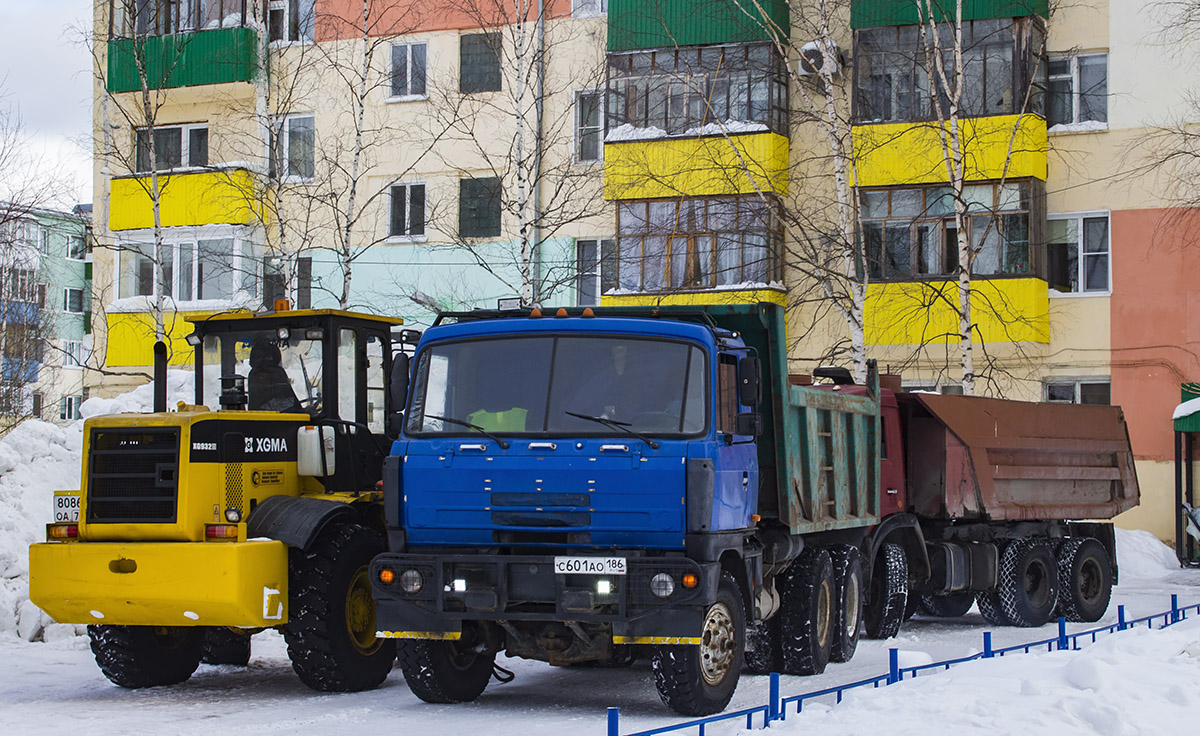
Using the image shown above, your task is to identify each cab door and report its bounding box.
[712,352,758,530]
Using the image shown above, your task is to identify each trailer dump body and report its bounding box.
[903,393,1140,521]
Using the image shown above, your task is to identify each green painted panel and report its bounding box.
[607,0,788,51]
[851,0,1047,28]
[107,27,259,93]
[1176,383,1200,433]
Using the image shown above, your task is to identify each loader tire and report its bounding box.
[201,627,252,666]
[652,572,744,716]
[1056,538,1112,623]
[88,625,204,688]
[283,522,395,692]
[918,591,975,618]
[829,545,863,663]
[397,624,496,704]
[779,548,834,675]
[996,539,1059,628]
[863,542,908,640]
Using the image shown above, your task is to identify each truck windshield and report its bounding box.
[201,330,324,413]
[406,336,707,437]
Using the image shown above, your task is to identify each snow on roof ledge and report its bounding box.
[1172,396,1200,420]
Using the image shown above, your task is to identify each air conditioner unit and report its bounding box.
[798,41,842,78]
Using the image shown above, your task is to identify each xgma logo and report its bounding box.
[245,437,289,453]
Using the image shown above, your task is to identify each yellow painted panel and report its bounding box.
[852,114,1047,187]
[865,277,1049,345]
[106,310,218,367]
[601,288,786,307]
[109,169,264,231]
[604,132,789,200]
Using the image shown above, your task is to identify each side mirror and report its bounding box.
[389,353,410,413]
[735,412,763,437]
[737,356,761,407]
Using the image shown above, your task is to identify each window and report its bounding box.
[576,238,615,306]
[717,354,738,435]
[116,236,261,302]
[1047,53,1107,128]
[67,235,87,261]
[389,183,426,238]
[576,91,603,162]
[572,0,607,16]
[135,124,208,172]
[60,395,82,421]
[270,115,315,180]
[31,391,42,418]
[38,227,50,255]
[1045,379,1110,405]
[607,43,788,135]
[861,180,1042,279]
[5,219,40,250]
[2,268,40,304]
[391,42,428,99]
[110,0,252,38]
[64,288,84,314]
[1047,214,1109,293]
[460,33,501,94]
[63,340,84,368]
[459,177,502,238]
[616,196,782,292]
[268,0,315,43]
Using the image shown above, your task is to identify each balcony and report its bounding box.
[605,132,789,200]
[607,0,788,51]
[108,167,265,231]
[106,27,259,94]
[864,277,1049,345]
[851,0,1047,28]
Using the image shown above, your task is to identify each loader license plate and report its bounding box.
[53,491,81,523]
[554,556,626,575]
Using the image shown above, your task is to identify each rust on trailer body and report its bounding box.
[901,394,1140,521]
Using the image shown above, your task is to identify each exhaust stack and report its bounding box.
[153,341,167,413]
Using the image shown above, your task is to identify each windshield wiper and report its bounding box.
[565,411,660,450]
[425,414,511,449]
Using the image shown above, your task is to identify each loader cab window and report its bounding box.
[366,334,387,433]
[201,330,324,413]
[338,329,357,422]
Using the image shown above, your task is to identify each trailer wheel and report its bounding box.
[201,627,252,666]
[829,545,863,663]
[918,592,975,618]
[743,617,779,675]
[397,625,496,703]
[975,590,1010,625]
[284,522,395,692]
[88,625,204,688]
[1056,538,1112,623]
[996,539,1059,627]
[778,548,834,675]
[652,572,744,716]
[863,542,908,640]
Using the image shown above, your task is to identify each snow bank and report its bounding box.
[1115,527,1180,580]
[0,372,194,642]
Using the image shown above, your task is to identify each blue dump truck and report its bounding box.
[371,303,1139,716]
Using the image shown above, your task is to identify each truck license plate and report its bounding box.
[554,556,627,575]
[53,491,81,523]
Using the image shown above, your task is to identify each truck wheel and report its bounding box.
[1056,538,1113,623]
[652,572,744,716]
[201,627,252,666]
[743,618,779,675]
[975,590,1010,625]
[284,523,396,692]
[88,625,204,688]
[863,542,907,640]
[829,545,863,663]
[996,539,1059,627]
[779,548,834,675]
[918,591,975,618]
[397,626,496,703]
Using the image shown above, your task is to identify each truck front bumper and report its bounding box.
[29,540,289,627]
[371,551,719,643]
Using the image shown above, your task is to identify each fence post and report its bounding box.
[982,631,993,659]
[1057,616,1068,651]
[1172,594,1180,624]
[607,707,619,736]
[888,648,900,684]
[1117,605,1126,631]
[769,672,780,723]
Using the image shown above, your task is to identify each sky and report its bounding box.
[0,0,94,210]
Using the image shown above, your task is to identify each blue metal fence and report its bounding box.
[606,596,1200,736]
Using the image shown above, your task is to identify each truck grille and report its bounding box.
[87,428,180,523]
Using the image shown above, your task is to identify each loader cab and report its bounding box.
[187,309,405,492]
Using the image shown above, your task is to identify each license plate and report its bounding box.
[554,556,627,575]
[53,491,81,523]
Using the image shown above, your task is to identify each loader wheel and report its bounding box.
[779,548,834,675]
[996,539,1059,628]
[397,623,497,703]
[201,627,252,666]
[88,625,204,688]
[1056,538,1112,623]
[284,522,395,692]
[829,545,863,663]
[863,542,908,640]
[652,572,744,716]
[918,591,975,618]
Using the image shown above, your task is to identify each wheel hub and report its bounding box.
[345,566,381,654]
[843,574,860,640]
[1079,558,1102,603]
[699,602,736,685]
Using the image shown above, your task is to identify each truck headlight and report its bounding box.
[650,573,675,598]
[399,569,424,594]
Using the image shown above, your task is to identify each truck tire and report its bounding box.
[652,572,744,716]
[201,627,252,666]
[829,545,863,663]
[995,539,1059,628]
[1056,538,1113,623]
[88,625,204,688]
[397,625,497,703]
[779,548,834,675]
[863,542,907,640]
[284,522,395,692]
[918,591,975,618]
[743,618,779,675]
